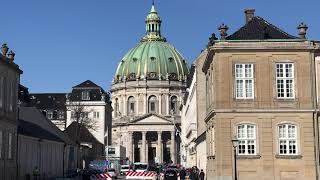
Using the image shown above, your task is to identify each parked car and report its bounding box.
[81,169,103,180]
[133,162,148,172]
[65,168,80,178]
[106,168,118,179]
[163,169,178,180]
[120,165,131,175]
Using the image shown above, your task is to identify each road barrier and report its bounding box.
[126,171,157,180]
[90,173,112,180]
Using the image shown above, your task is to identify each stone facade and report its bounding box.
[111,80,186,164]
[181,65,197,168]
[202,10,320,180]
[194,50,208,172]
[181,50,208,169]
[0,43,22,180]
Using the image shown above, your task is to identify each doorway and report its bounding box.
[134,147,140,162]
[148,147,156,164]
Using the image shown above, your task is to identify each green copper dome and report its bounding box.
[113,4,189,84]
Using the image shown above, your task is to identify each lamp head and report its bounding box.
[231,136,239,148]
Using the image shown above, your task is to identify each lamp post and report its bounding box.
[231,137,239,180]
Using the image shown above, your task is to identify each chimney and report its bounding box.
[244,9,255,23]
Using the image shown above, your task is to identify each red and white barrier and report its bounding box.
[126,171,157,180]
[90,173,112,180]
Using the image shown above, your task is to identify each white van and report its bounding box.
[133,162,148,172]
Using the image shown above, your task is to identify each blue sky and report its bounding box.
[1,0,319,93]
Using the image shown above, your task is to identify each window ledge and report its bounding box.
[275,154,302,159]
[275,98,296,101]
[237,155,261,159]
[234,98,255,101]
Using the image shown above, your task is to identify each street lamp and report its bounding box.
[231,136,239,180]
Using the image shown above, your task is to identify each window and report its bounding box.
[8,132,12,159]
[9,82,14,112]
[170,96,178,115]
[93,112,100,119]
[0,130,2,159]
[80,112,89,119]
[276,63,294,98]
[237,124,256,155]
[278,124,297,155]
[82,91,90,100]
[47,110,53,119]
[0,76,3,108]
[235,64,254,99]
[71,111,75,118]
[205,76,209,110]
[127,96,135,114]
[148,95,157,113]
[53,110,58,119]
[58,111,64,119]
[115,98,119,117]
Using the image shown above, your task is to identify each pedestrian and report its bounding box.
[190,167,199,180]
[199,169,205,180]
[32,166,40,180]
[179,167,186,180]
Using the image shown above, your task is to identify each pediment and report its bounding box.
[130,114,173,125]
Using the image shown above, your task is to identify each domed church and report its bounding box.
[111,4,189,164]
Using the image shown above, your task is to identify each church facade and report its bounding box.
[111,4,189,164]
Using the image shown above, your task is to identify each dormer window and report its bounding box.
[47,110,53,119]
[82,91,90,100]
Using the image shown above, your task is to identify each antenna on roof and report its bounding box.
[152,0,155,5]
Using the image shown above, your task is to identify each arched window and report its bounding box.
[237,124,256,155]
[278,123,297,155]
[115,98,119,117]
[127,96,135,115]
[148,95,157,113]
[170,96,178,115]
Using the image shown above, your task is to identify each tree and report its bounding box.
[66,101,98,142]
[65,96,99,169]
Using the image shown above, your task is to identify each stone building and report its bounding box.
[0,43,22,180]
[18,106,78,180]
[181,65,197,168]
[193,50,208,171]
[66,80,112,146]
[29,93,66,130]
[111,4,189,164]
[203,9,320,180]
[30,80,112,146]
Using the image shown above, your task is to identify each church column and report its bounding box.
[166,94,170,115]
[146,141,149,163]
[157,131,162,163]
[170,131,176,163]
[144,94,147,114]
[136,94,139,115]
[127,131,133,163]
[123,95,127,116]
[141,131,147,163]
[159,94,162,115]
